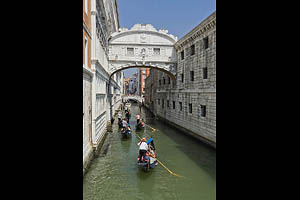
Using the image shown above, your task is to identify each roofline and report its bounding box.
[110,29,177,44]
[175,11,216,46]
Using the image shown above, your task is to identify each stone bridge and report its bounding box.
[108,24,178,80]
[122,95,144,104]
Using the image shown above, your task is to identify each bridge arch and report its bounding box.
[108,24,178,80]
[109,63,176,80]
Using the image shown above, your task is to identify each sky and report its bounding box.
[117,0,216,78]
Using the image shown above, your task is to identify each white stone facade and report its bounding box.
[90,0,122,149]
[83,67,93,167]
[83,0,123,174]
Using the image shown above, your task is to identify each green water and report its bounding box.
[83,103,216,200]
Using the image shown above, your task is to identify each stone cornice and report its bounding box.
[92,60,110,79]
[109,42,174,47]
[83,66,94,76]
[110,29,177,44]
[157,88,216,94]
[92,60,122,89]
[175,11,216,51]
[109,60,176,64]
[83,21,92,39]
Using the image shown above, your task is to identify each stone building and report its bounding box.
[138,68,149,97]
[144,68,158,112]
[123,77,130,95]
[83,0,93,173]
[83,0,123,174]
[149,12,216,147]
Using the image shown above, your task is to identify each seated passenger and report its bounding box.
[144,152,150,162]
[128,125,131,133]
[141,118,145,127]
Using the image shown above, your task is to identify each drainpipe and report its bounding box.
[91,70,96,148]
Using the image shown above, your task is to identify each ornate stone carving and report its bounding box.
[140,33,147,43]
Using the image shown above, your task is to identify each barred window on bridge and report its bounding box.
[154,48,160,55]
[127,48,134,56]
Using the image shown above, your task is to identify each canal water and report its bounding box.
[83,102,216,200]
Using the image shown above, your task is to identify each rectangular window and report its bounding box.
[191,44,195,56]
[85,38,88,67]
[204,37,209,49]
[163,77,165,85]
[173,101,175,109]
[167,100,169,108]
[153,48,160,55]
[158,99,160,105]
[181,51,184,60]
[179,102,182,111]
[159,79,161,85]
[189,103,192,113]
[181,74,184,83]
[85,0,88,14]
[162,99,164,109]
[190,71,194,81]
[127,48,134,56]
[201,105,206,117]
[203,67,208,79]
[168,77,170,84]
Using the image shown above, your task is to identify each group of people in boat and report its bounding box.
[137,137,158,170]
[135,113,145,130]
[118,110,131,136]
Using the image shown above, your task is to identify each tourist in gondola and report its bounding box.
[118,111,122,123]
[125,110,130,122]
[122,118,128,128]
[136,113,140,124]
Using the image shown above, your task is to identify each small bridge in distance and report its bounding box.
[122,95,144,104]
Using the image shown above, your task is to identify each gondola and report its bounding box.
[137,139,157,172]
[121,126,131,138]
[135,121,145,130]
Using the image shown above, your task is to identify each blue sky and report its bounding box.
[117,0,216,78]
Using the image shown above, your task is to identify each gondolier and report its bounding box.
[137,138,148,163]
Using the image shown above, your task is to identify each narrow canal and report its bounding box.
[83,102,216,200]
